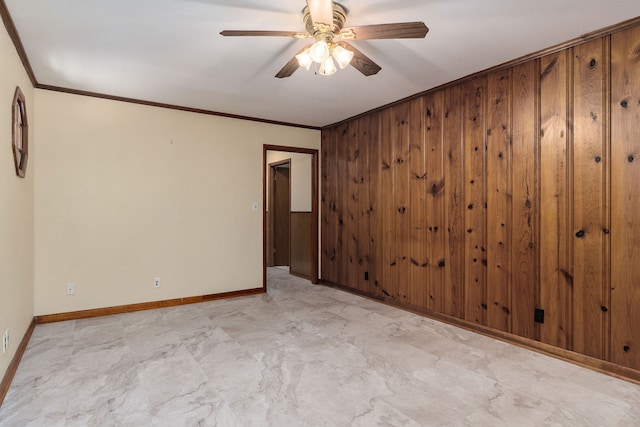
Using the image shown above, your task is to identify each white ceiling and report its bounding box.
[5,0,640,128]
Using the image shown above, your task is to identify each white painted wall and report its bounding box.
[33,90,320,315]
[0,22,34,380]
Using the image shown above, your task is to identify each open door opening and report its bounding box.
[263,145,319,289]
[268,159,291,268]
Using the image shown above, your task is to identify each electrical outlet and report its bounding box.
[66,282,75,295]
[153,277,161,288]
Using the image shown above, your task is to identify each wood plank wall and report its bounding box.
[321,23,640,373]
[290,212,313,279]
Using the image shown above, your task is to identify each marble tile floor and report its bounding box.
[1,268,639,426]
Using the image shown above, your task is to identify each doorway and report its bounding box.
[268,159,291,267]
[263,145,319,288]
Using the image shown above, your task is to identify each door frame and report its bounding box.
[268,158,291,267]
[263,145,319,289]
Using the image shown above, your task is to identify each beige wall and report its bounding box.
[33,90,319,315]
[0,23,34,379]
[266,151,313,212]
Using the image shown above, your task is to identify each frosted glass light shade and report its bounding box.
[331,45,354,69]
[309,40,330,63]
[296,48,313,70]
[319,57,337,75]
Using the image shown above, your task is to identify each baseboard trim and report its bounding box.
[0,318,36,407]
[35,288,265,324]
[0,288,264,408]
[321,280,640,385]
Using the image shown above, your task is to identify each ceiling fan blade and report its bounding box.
[338,42,381,76]
[306,0,334,27]
[340,22,429,40]
[220,30,309,38]
[275,47,308,78]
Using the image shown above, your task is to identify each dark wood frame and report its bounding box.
[263,145,319,289]
[12,86,28,178]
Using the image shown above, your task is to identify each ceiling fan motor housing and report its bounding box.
[303,2,347,41]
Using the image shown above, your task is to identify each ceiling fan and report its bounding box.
[220,0,429,78]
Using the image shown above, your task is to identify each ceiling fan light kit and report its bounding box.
[319,56,338,76]
[295,50,314,71]
[296,39,354,75]
[309,39,331,63]
[331,44,354,69]
[220,0,429,78]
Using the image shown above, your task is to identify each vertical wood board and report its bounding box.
[486,69,513,332]
[336,123,350,286]
[425,92,447,312]
[394,102,412,302]
[379,109,396,299]
[610,26,640,370]
[357,115,372,292]
[539,51,573,349]
[408,97,428,307]
[347,122,360,289]
[443,85,465,318]
[463,77,488,324]
[368,112,382,297]
[571,38,607,359]
[510,60,539,339]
